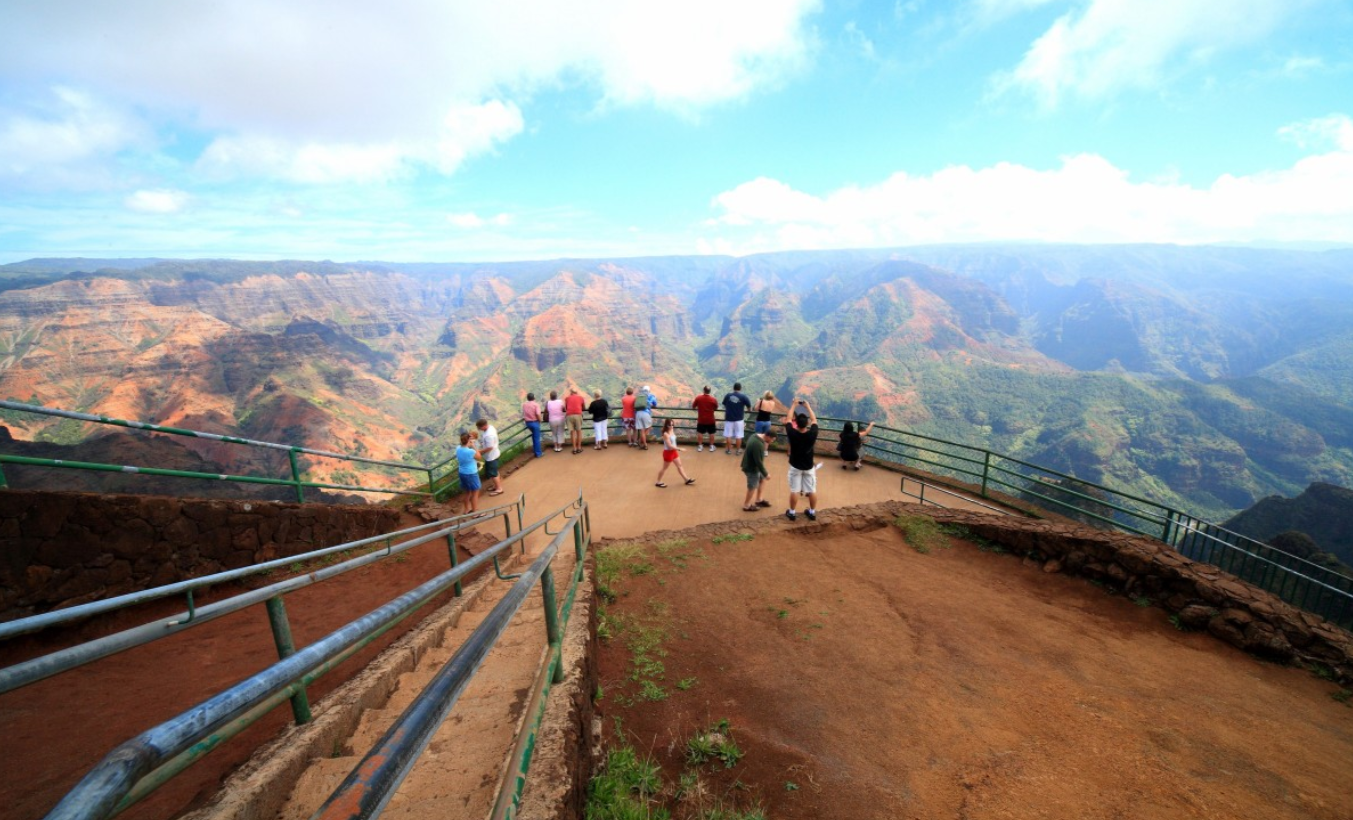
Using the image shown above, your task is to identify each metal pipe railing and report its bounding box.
[0,499,516,642]
[309,499,587,820]
[39,497,581,820]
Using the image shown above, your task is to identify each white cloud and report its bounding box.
[125,189,189,214]
[0,87,150,187]
[447,212,512,229]
[0,1,818,185]
[1278,113,1353,152]
[992,0,1298,107]
[709,118,1353,247]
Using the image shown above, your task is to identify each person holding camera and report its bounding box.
[784,398,820,521]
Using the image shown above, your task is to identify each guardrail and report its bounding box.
[0,496,525,697]
[40,495,589,820]
[0,400,534,504]
[612,404,1351,628]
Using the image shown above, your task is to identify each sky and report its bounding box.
[1,0,1352,264]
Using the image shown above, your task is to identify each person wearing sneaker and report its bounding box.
[784,398,820,521]
[691,385,719,452]
[721,382,752,454]
[836,420,875,470]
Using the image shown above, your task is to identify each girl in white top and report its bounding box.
[655,417,695,487]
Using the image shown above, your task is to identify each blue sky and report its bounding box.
[1,0,1351,263]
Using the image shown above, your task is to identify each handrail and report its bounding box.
[0,498,516,641]
[0,401,426,470]
[0,497,524,694]
[310,499,588,820]
[0,401,530,503]
[40,497,584,820]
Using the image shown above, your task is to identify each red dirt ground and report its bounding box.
[594,514,1353,820]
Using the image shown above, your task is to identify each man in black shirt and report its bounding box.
[783,397,820,521]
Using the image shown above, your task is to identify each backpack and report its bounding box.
[634,392,649,411]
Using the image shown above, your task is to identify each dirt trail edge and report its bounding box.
[592,501,1353,820]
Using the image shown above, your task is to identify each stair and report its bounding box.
[276,533,578,820]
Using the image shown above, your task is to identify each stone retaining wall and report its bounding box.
[916,505,1353,682]
[0,490,400,619]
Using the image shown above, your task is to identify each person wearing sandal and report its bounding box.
[740,429,774,511]
[655,417,694,487]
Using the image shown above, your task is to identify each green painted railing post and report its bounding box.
[265,596,312,724]
[540,566,564,684]
[0,463,8,489]
[1162,509,1177,545]
[425,468,435,495]
[446,532,463,597]
[980,451,992,498]
[288,449,305,503]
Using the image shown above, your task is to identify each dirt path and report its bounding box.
[594,511,1353,820]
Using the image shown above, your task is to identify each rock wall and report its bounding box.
[0,490,400,620]
[917,505,1353,681]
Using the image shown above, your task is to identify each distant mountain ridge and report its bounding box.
[1224,483,1353,566]
[1,244,1350,519]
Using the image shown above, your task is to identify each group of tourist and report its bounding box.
[457,383,877,522]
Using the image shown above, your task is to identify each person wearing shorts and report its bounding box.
[753,391,778,435]
[740,429,774,511]
[621,387,637,447]
[654,417,694,488]
[588,390,611,449]
[455,431,483,514]
[634,385,655,449]
[564,387,587,454]
[545,391,566,453]
[784,398,820,521]
[691,386,719,451]
[475,418,503,496]
[721,382,752,455]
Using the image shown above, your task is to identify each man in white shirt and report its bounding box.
[475,418,504,496]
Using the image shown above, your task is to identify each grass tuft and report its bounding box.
[893,514,949,554]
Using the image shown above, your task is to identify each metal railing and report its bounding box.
[40,495,589,820]
[0,400,534,504]
[593,403,1350,627]
[0,496,525,696]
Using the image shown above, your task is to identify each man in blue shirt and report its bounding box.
[721,382,752,455]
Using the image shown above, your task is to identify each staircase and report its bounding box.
[276,531,577,820]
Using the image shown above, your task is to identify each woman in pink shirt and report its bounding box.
[545,391,567,453]
[522,392,543,458]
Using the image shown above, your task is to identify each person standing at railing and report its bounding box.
[475,418,504,496]
[634,385,656,449]
[564,386,587,454]
[522,392,543,458]
[621,387,638,447]
[721,382,753,455]
[588,390,611,450]
[691,385,719,451]
[784,398,821,521]
[753,390,780,435]
[837,421,875,470]
[456,431,483,513]
[546,391,566,453]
